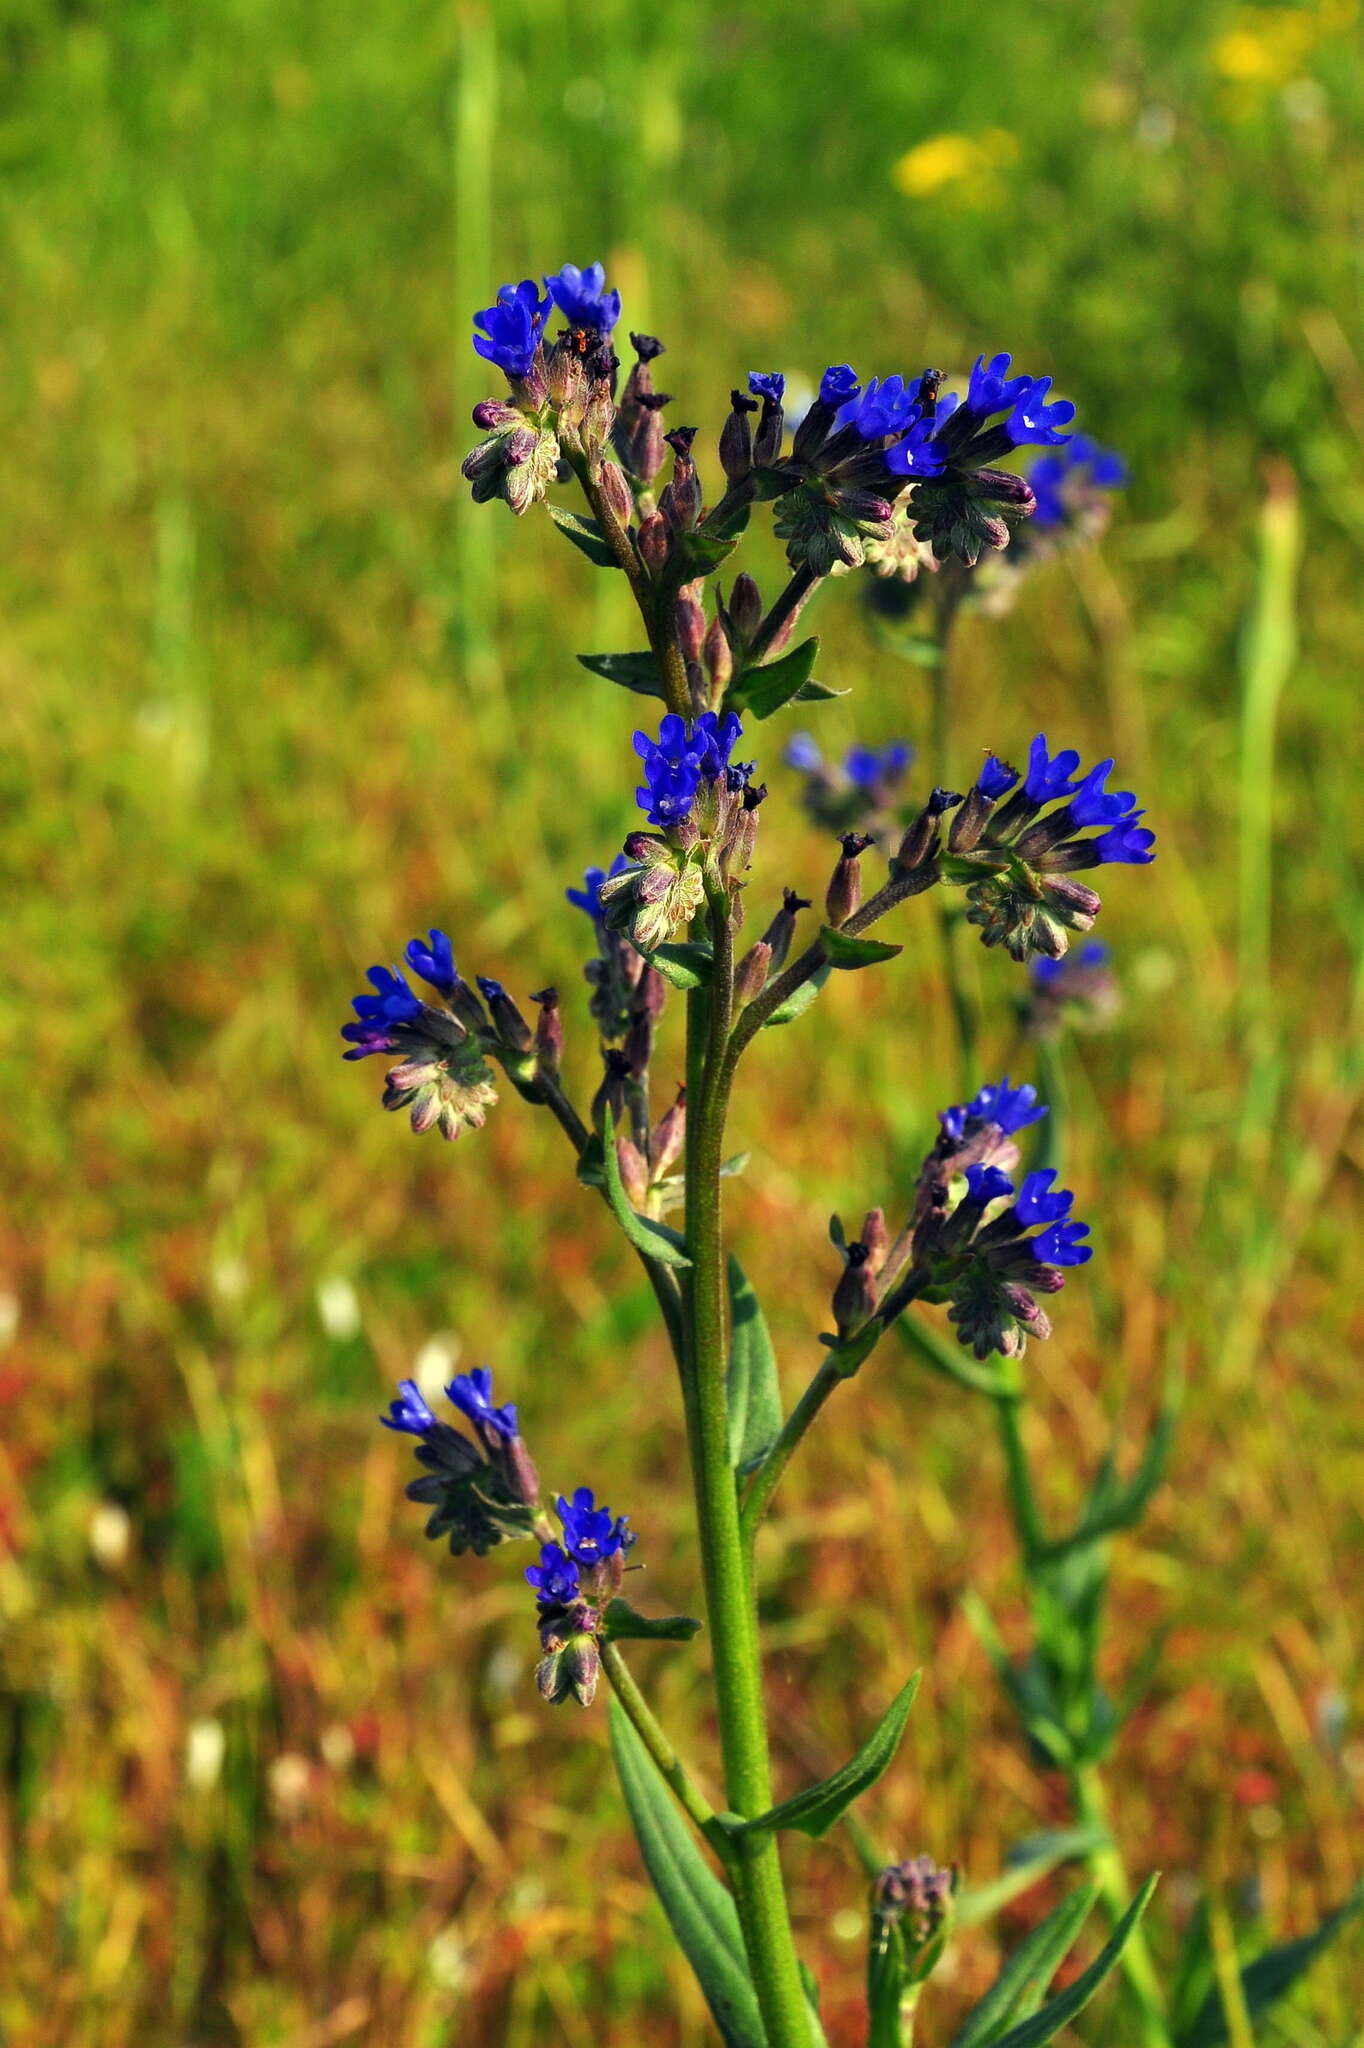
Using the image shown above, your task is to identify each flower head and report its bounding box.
[1032,1219,1092,1266]
[545,261,621,334]
[836,374,921,439]
[1012,1168,1074,1229]
[632,711,747,827]
[380,1380,436,1436]
[748,370,786,403]
[447,1366,519,1442]
[526,1542,581,1606]
[1024,734,1083,804]
[472,280,550,380]
[406,928,458,994]
[967,351,1031,414]
[1007,375,1075,448]
[820,364,861,406]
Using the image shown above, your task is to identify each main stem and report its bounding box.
[683,913,811,2047]
[926,584,978,1096]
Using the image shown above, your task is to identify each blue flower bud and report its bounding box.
[1024,733,1084,804]
[1093,817,1157,864]
[820,364,860,406]
[380,1380,437,1436]
[966,352,1031,415]
[963,1163,1014,1207]
[748,370,786,403]
[978,754,1018,800]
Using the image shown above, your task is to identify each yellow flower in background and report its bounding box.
[1211,0,1358,92]
[892,128,1019,200]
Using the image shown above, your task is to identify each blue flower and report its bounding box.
[1013,1168,1074,1229]
[783,732,824,772]
[1032,1219,1092,1266]
[967,352,1031,415]
[380,1379,437,1436]
[472,280,550,380]
[968,1077,1048,1135]
[1032,940,1112,986]
[566,855,630,924]
[748,371,785,403]
[844,741,911,791]
[1007,376,1075,448]
[446,1367,519,1442]
[820,364,860,406]
[1094,817,1157,864]
[835,374,921,440]
[406,928,458,993]
[964,1163,1015,1206]
[545,261,621,334]
[1030,434,1128,526]
[1068,759,1139,831]
[977,754,1018,800]
[884,407,952,479]
[633,711,746,827]
[1024,733,1083,804]
[341,964,424,1058]
[526,1541,581,1606]
[557,1486,635,1566]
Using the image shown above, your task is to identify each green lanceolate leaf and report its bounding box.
[792,677,848,702]
[1179,1879,1364,2047]
[762,961,831,1028]
[730,636,821,719]
[641,940,714,990]
[983,1877,1159,2048]
[726,1256,783,1475]
[734,1674,921,1840]
[819,924,904,970]
[576,649,663,696]
[549,504,621,568]
[602,1598,702,1645]
[678,527,741,577]
[601,1106,692,1268]
[608,1699,768,2048]
[949,1885,1098,2046]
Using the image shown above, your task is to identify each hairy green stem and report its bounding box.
[681,909,812,2046]
[740,1354,843,1544]
[600,1641,732,1861]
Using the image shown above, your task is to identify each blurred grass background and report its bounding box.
[2,0,1363,2041]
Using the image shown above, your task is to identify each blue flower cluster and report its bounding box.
[634,711,747,827]
[823,353,1074,478]
[471,263,620,382]
[380,1366,519,1442]
[1029,435,1126,530]
[954,1161,1093,1268]
[940,1076,1047,1145]
[545,261,621,334]
[525,1486,635,1607]
[1018,736,1156,865]
[342,927,470,1061]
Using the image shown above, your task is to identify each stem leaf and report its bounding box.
[726,1255,784,1475]
[548,504,621,569]
[601,1106,693,1268]
[820,925,904,970]
[1178,1878,1364,2048]
[975,1877,1159,2048]
[603,1598,703,1645]
[641,940,715,991]
[949,1884,1098,2046]
[762,962,831,1028]
[608,1699,769,2048]
[576,649,664,696]
[734,1672,921,1840]
[730,636,821,720]
[678,528,742,577]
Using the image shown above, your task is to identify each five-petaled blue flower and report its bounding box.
[1068,759,1139,831]
[820,364,860,406]
[1032,1219,1093,1266]
[1024,734,1084,804]
[967,352,1031,415]
[1007,376,1075,448]
[748,371,785,403]
[1094,818,1156,864]
[883,404,956,479]
[545,261,621,334]
[447,1367,519,1442]
[380,1379,437,1436]
[1013,1168,1074,1229]
[406,928,458,993]
[472,280,550,380]
[971,1077,1048,1135]
[835,374,921,440]
[526,1541,582,1606]
[964,1163,1015,1206]
[634,711,746,827]
[557,1486,635,1566]
[567,855,631,924]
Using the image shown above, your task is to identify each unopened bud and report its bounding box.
[596,458,634,529]
[546,344,587,416]
[734,939,772,1006]
[728,573,763,645]
[825,832,872,928]
[659,427,701,530]
[860,1207,890,1275]
[719,392,756,482]
[472,398,520,431]
[752,392,785,467]
[591,1049,631,1134]
[702,614,733,694]
[896,789,962,874]
[674,584,706,664]
[948,785,998,853]
[476,977,533,1054]
[637,512,669,573]
[762,887,809,972]
[582,383,615,459]
[623,1007,654,1079]
[616,1135,649,1207]
[501,1434,541,1509]
[1041,875,1102,926]
[531,987,563,1082]
[650,1088,686,1178]
[833,1241,878,1340]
